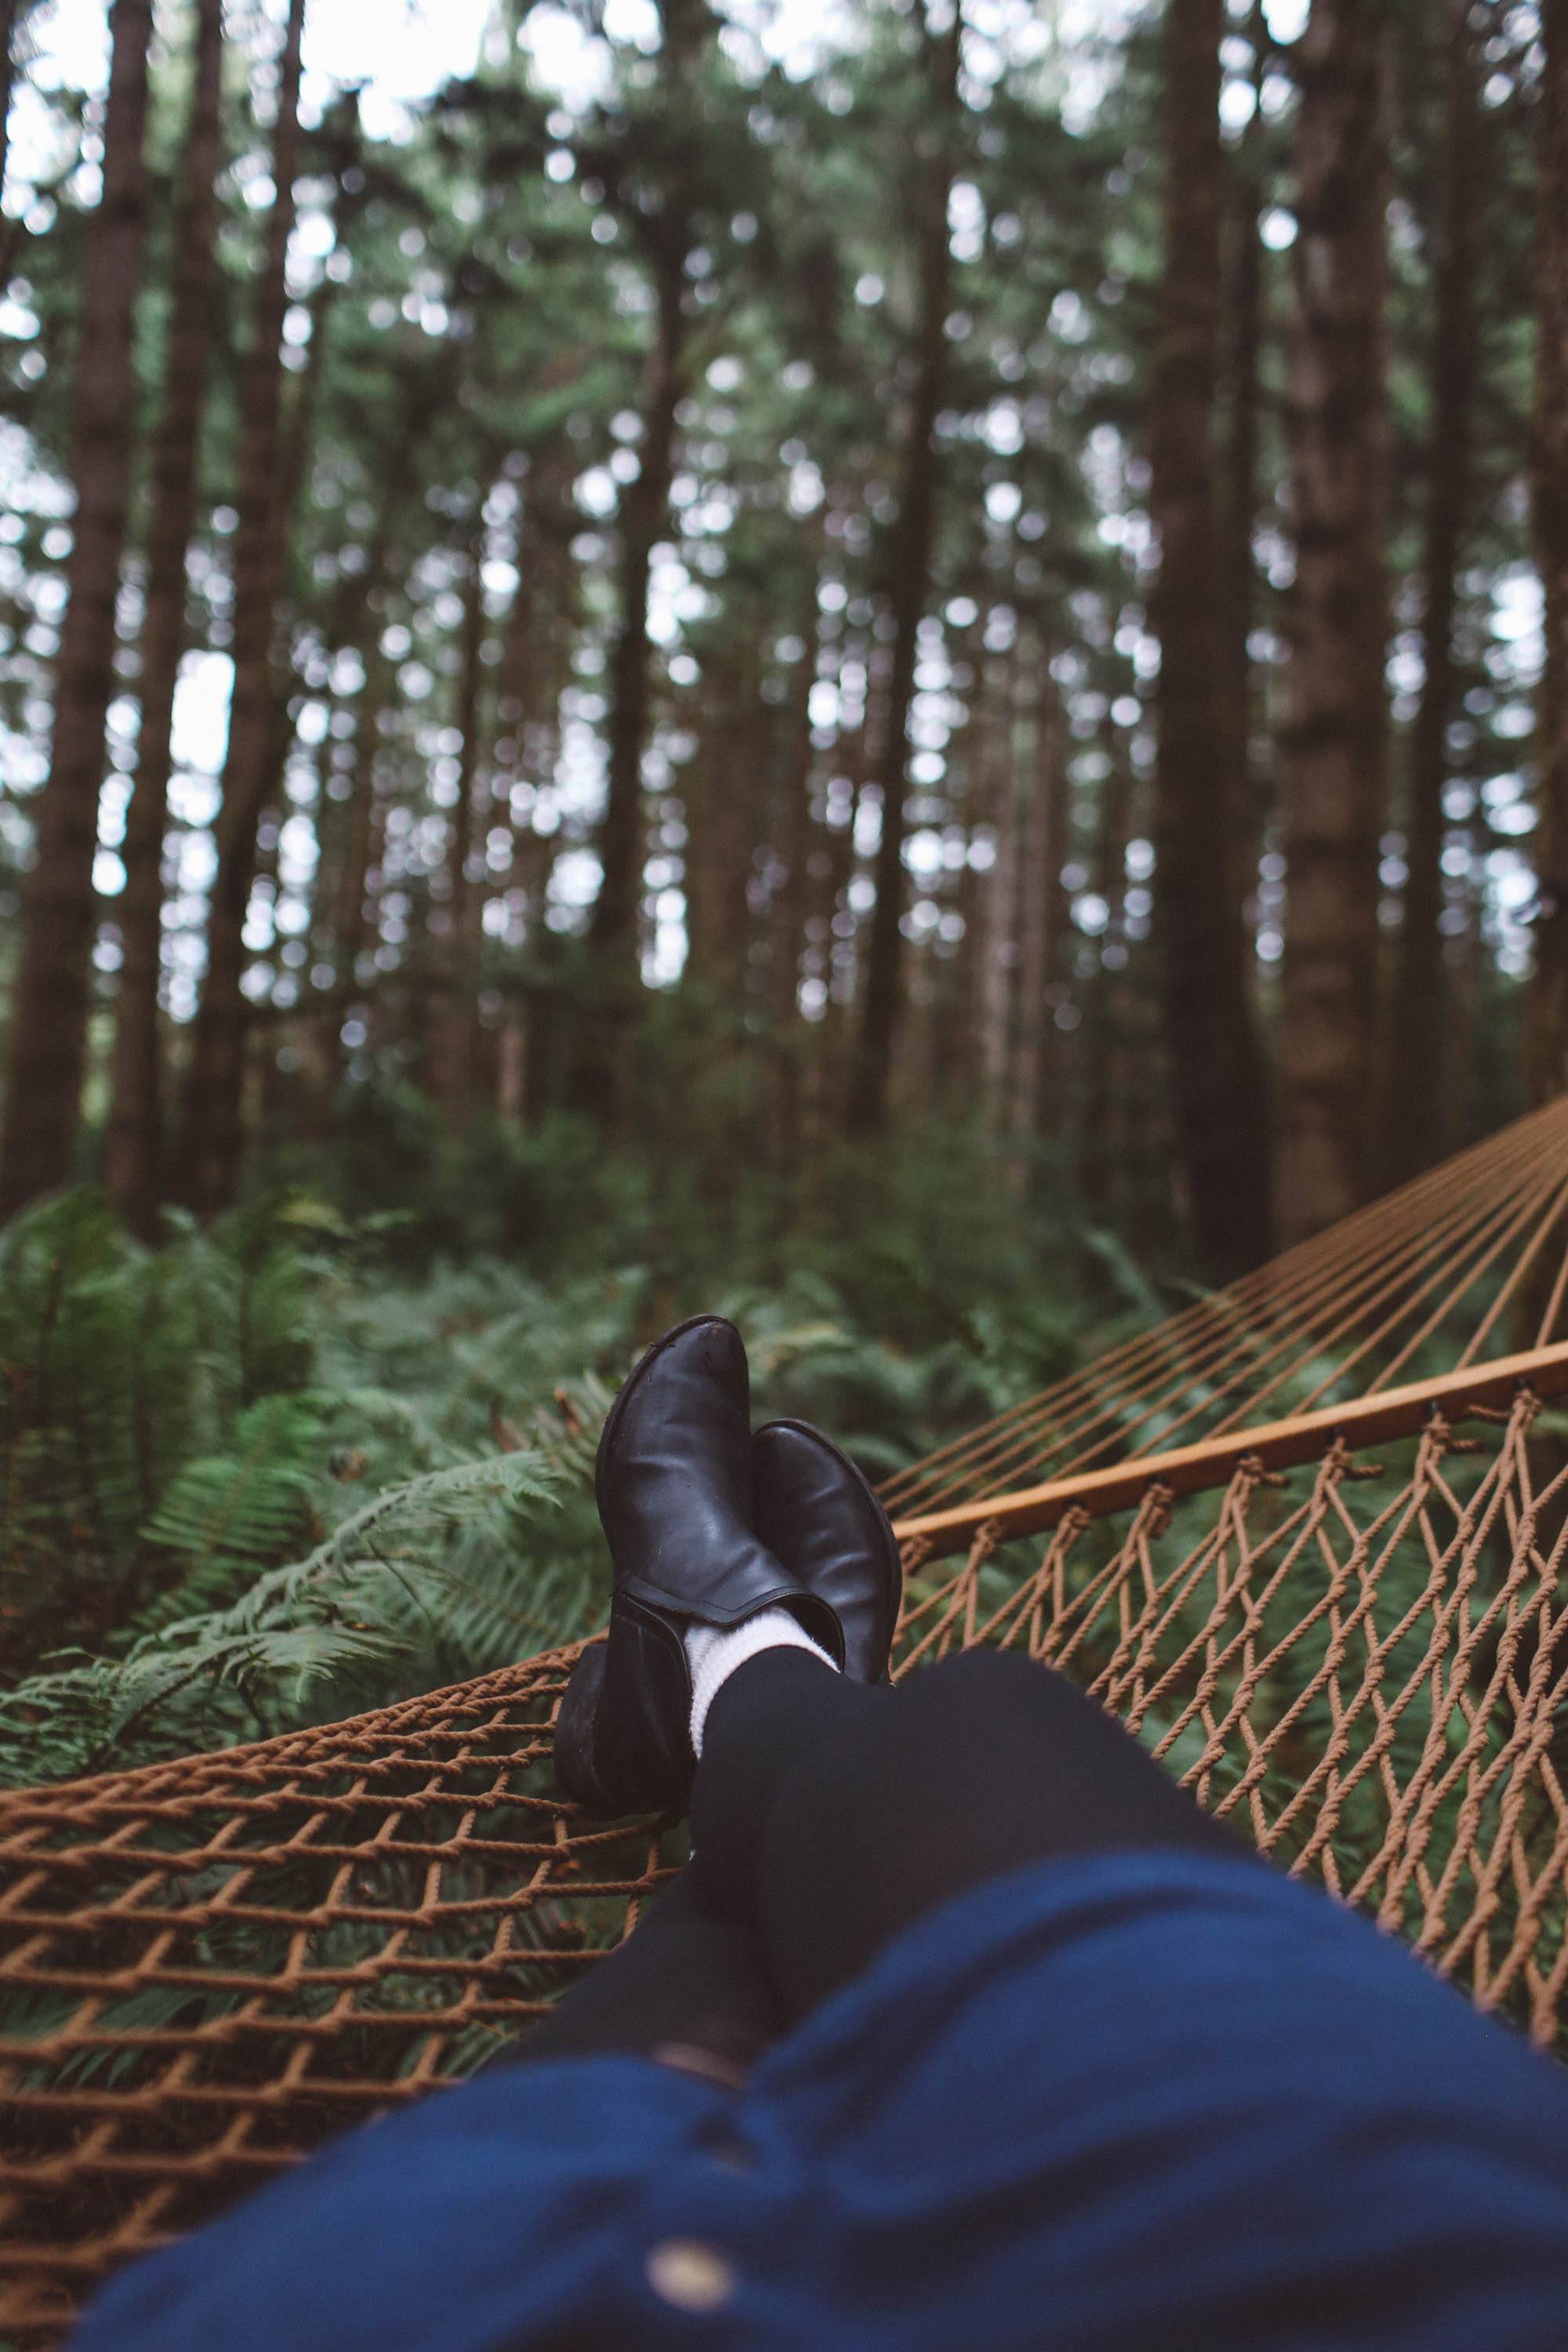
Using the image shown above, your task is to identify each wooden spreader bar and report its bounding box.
[891,1338,1568,1560]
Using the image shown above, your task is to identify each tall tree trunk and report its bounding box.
[572,249,685,1120]
[804,705,865,1159]
[105,0,224,1233]
[0,0,153,1218]
[1015,662,1066,1164]
[1274,0,1389,1246]
[770,628,818,1031]
[294,641,385,1126]
[179,0,307,1219]
[1382,0,1479,1182]
[431,538,488,1124]
[847,0,961,1136]
[594,292,681,964]
[326,659,393,1087]
[275,92,362,526]
[1529,0,1568,1106]
[1082,727,1134,1205]
[975,633,1022,1132]
[492,466,574,1123]
[768,597,819,1174]
[1149,0,1273,1280]
[294,413,433,1103]
[804,673,865,1157]
[684,643,757,1004]
[1222,3,1269,911]
[940,644,989,1118]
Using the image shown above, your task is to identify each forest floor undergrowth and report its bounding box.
[1,1117,1152,1788]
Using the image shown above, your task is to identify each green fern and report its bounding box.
[1,1163,1107,1794]
[0,1453,565,1782]
[132,1395,325,1630]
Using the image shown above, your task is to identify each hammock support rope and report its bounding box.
[883,1091,1568,1525]
[895,1336,1568,1556]
[8,1098,1568,2344]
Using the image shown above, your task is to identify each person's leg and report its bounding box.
[498,1855,782,2084]
[691,1644,1250,2021]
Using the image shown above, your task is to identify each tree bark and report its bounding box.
[769,620,818,1028]
[1082,725,1134,1206]
[1222,3,1269,913]
[0,0,153,1218]
[1149,0,1273,1281]
[806,702,866,1152]
[1382,0,1479,1182]
[105,0,224,1232]
[1274,0,1389,1246]
[767,599,819,1174]
[489,460,574,1121]
[935,641,986,1118]
[329,662,392,1068]
[571,0,712,1124]
[684,637,759,1005]
[847,0,961,1135]
[1015,660,1067,1163]
[1529,0,1568,1106]
[593,272,683,978]
[976,638,1022,1132]
[568,242,686,1123]
[178,0,307,1218]
[431,537,488,1124]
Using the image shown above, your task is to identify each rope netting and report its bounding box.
[895,1389,1568,1992]
[6,1374,1568,2343]
[1,1650,625,2346]
[884,1091,1568,1526]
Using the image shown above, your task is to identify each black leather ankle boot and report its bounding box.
[752,1421,902,1685]
[554,1317,840,1817]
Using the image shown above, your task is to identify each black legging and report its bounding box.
[517,1647,1246,2074]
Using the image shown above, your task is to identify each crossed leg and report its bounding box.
[514,1648,1245,2070]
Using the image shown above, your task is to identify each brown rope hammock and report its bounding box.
[8,1098,1568,2346]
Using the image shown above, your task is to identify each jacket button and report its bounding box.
[646,2238,737,2313]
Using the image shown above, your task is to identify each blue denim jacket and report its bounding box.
[74,1849,1568,2351]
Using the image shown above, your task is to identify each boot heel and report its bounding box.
[554,1642,612,1811]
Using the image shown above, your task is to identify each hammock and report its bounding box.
[7,1097,1568,2347]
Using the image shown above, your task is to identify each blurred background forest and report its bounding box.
[3,0,1568,1777]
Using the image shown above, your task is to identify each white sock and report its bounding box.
[684,1606,838,1758]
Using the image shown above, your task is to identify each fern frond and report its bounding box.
[1,1452,567,1782]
